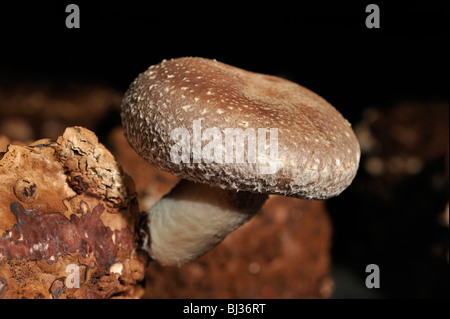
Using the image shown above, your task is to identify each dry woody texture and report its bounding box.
[0,127,147,299]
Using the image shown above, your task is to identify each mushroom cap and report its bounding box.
[121,57,360,199]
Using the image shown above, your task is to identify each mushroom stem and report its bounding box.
[140,179,268,266]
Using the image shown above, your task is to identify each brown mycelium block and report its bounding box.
[0,126,147,299]
[143,195,333,299]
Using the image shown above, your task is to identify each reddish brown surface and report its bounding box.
[143,196,333,299]
[0,127,147,299]
[1,202,135,268]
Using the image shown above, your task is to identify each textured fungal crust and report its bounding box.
[121,57,360,199]
[0,127,146,299]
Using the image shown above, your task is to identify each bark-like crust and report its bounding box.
[0,127,147,299]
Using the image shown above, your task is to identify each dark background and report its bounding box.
[1,1,448,114]
[1,0,448,298]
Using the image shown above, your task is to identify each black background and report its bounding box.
[1,0,448,122]
[1,0,448,300]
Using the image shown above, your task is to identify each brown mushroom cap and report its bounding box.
[121,57,360,199]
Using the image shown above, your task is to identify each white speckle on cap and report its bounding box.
[121,57,360,201]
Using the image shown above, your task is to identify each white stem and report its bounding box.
[140,180,267,266]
